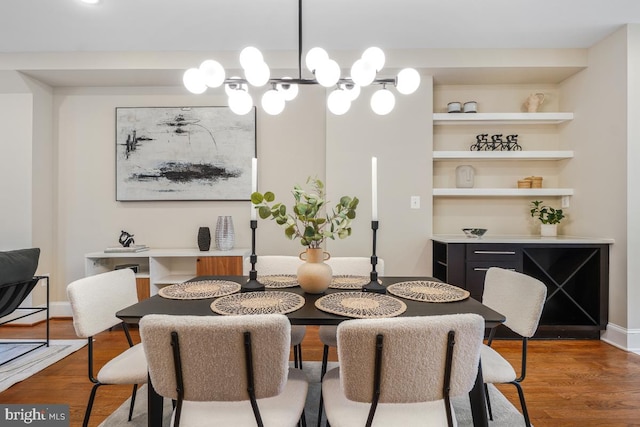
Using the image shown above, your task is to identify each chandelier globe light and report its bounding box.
[182,0,420,116]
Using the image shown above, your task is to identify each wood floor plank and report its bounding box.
[3,320,640,426]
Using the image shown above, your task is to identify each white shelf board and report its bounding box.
[433,188,574,197]
[433,112,574,125]
[155,274,195,285]
[433,150,574,160]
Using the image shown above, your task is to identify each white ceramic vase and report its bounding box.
[297,248,332,294]
[540,223,557,237]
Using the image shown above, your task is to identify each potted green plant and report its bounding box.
[530,200,565,236]
[251,177,359,293]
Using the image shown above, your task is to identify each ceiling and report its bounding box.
[3,0,640,87]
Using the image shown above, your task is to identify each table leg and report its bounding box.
[469,359,489,427]
[148,373,164,427]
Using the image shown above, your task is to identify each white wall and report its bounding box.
[325,80,433,275]
[0,73,33,250]
[561,26,629,344]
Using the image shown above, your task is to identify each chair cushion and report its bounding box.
[169,368,308,427]
[318,325,337,347]
[0,248,40,286]
[322,367,456,427]
[97,343,148,385]
[480,344,517,383]
[290,325,306,346]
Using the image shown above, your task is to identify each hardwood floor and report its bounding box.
[3,319,640,427]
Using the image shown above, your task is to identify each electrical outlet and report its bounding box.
[410,196,420,209]
[561,196,570,208]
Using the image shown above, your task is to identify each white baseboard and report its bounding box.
[600,323,640,354]
[50,301,72,318]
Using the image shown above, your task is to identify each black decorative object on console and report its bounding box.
[119,230,135,247]
[197,227,211,251]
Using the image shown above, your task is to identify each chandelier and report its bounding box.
[182,0,421,116]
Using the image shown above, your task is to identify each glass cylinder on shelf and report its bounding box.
[215,216,235,251]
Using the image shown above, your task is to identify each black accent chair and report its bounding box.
[0,248,48,366]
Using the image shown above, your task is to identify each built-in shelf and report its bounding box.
[433,151,574,160]
[433,112,574,125]
[433,188,574,197]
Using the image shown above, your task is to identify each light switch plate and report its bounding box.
[410,196,420,209]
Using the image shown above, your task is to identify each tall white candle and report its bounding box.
[372,157,378,221]
[251,158,257,220]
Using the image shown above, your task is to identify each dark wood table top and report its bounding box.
[116,276,505,327]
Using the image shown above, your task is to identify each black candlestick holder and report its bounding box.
[363,220,386,294]
[242,219,264,292]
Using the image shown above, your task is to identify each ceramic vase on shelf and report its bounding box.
[297,248,332,294]
[197,227,211,251]
[540,224,557,237]
[215,216,235,251]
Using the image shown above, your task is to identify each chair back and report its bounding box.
[140,313,291,402]
[482,267,547,338]
[245,255,303,275]
[326,256,384,276]
[336,313,484,404]
[66,268,138,338]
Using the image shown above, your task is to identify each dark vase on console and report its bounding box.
[197,227,211,251]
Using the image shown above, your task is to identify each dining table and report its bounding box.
[116,275,506,427]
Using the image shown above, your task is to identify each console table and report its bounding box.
[85,248,249,300]
[431,235,614,339]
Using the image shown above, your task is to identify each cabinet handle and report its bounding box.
[473,267,516,272]
[473,250,516,255]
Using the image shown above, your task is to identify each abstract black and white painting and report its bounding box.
[116,106,256,201]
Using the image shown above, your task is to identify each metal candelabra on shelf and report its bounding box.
[363,220,386,294]
[242,220,264,292]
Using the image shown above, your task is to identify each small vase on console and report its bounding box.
[297,248,332,294]
[197,227,211,251]
[215,216,235,250]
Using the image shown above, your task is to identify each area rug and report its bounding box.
[100,361,528,427]
[0,339,86,393]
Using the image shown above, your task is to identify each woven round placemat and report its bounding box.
[158,280,241,300]
[210,291,305,315]
[387,280,470,303]
[258,274,299,289]
[315,292,407,319]
[329,275,370,289]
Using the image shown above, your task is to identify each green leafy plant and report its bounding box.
[530,200,565,224]
[251,177,359,248]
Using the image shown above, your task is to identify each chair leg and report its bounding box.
[512,381,532,427]
[484,383,493,420]
[294,344,303,369]
[128,384,138,421]
[82,383,101,427]
[317,344,330,427]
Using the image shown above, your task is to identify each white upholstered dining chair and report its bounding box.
[480,267,547,427]
[321,313,485,427]
[140,313,309,427]
[66,269,148,427]
[247,255,307,368]
[317,256,384,427]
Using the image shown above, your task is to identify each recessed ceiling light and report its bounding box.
[80,0,100,4]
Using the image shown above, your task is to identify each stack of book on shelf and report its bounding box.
[104,244,149,253]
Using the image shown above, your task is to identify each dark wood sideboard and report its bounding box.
[432,236,613,339]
